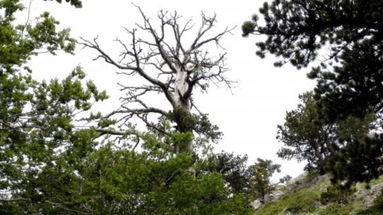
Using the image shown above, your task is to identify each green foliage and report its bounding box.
[277,91,381,184]
[320,184,356,204]
[310,41,383,122]
[373,190,383,211]
[254,172,383,215]
[248,158,281,203]
[243,0,383,68]
[0,0,106,212]
[201,152,249,193]
[14,145,253,214]
[160,106,223,153]
[284,194,317,214]
[168,106,197,133]
[241,21,256,37]
[45,0,82,8]
[0,1,255,213]
[168,106,222,144]
[245,0,383,184]
[324,116,383,184]
[277,92,333,173]
[27,12,76,54]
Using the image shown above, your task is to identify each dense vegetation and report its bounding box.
[0,0,279,214]
[244,0,383,186]
[1,0,383,214]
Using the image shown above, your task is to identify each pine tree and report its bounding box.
[243,0,383,184]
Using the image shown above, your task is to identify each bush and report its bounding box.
[320,184,356,204]
[285,190,318,213]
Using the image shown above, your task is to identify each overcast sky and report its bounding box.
[25,0,316,179]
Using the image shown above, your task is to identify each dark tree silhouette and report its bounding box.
[243,0,383,184]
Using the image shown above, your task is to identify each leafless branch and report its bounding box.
[82,6,233,150]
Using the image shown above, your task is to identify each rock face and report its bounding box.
[251,183,288,209]
[265,189,285,202]
[285,173,329,195]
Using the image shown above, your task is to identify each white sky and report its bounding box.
[25,0,316,179]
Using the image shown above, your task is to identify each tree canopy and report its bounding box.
[0,1,258,213]
[243,0,383,184]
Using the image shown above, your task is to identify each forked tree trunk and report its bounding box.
[82,7,232,154]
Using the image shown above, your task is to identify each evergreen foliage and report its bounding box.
[248,158,281,203]
[244,0,383,184]
[277,92,333,173]
[320,183,356,204]
[202,152,249,194]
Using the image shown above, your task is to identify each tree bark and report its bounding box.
[82,6,232,153]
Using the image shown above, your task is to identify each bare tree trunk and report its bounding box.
[174,66,190,111]
[82,5,232,153]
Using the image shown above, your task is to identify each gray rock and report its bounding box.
[251,199,262,210]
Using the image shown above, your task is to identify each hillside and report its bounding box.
[253,173,383,215]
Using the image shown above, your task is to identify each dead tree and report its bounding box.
[82,6,233,153]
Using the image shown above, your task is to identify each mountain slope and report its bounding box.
[253,173,383,215]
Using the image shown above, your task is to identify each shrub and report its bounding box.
[320,184,356,204]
